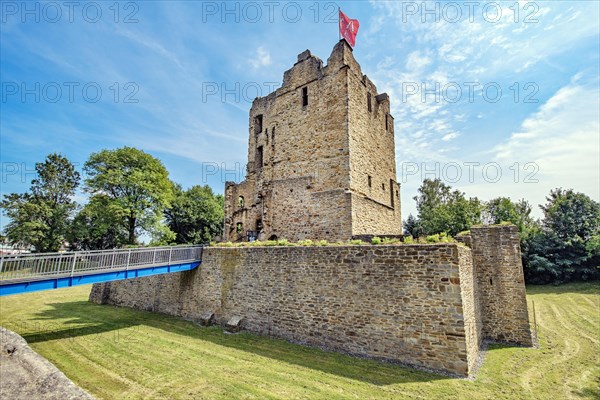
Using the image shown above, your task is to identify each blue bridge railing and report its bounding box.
[0,245,203,296]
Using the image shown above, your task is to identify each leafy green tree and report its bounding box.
[83,147,173,245]
[413,178,482,236]
[68,195,128,250]
[541,189,599,240]
[523,189,599,284]
[1,153,80,252]
[165,184,224,244]
[484,197,534,232]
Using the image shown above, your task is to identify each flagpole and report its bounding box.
[338,7,341,41]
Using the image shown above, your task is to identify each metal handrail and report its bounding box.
[0,245,203,282]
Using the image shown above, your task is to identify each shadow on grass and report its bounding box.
[572,387,600,400]
[19,300,450,386]
[526,282,600,296]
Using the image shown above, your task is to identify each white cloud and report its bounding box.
[405,51,431,71]
[442,132,459,141]
[491,77,600,206]
[249,46,272,70]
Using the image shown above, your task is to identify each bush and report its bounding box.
[348,239,364,245]
[371,237,382,245]
[317,240,329,246]
[403,236,414,244]
[425,233,455,243]
[382,237,400,245]
[426,234,440,243]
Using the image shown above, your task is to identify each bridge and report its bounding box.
[0,245,203,296]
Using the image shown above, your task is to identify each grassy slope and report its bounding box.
[0,283,598,400]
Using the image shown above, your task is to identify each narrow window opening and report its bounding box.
[382,183,385,191]
[489,278,493,285]
[367,93,372,112]
[368,175,372,188]
[265,128,269,144]
[390,179,394,207]
[238,196,245,209]
[385,113,389,131]
[302,87,308,107]
[256,219,263,231]
[271,126,275,147]
[254,115,263,135]
[236,222,243,234]
[256,146,264,168]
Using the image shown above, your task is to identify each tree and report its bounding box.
[522,189,599,284]
[413,178,482,236]
[403,213,423,238]
[1,153,80,252]
[83,147,173,245]
[484,197,535,232]
[165,184,224,244]
[541,188,599,240]
[68,195,128,250]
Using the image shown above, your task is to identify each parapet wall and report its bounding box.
[91,244,478,376]
[89,225,532,376]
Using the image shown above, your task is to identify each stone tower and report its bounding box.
[224,40,402,242]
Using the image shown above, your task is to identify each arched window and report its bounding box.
[236,223,243,234]
[238,196,245,209]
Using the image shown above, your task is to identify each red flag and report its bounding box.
[339,9,359,47]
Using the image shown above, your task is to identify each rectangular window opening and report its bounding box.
[271,126,275,147]
[254,115,263,135]
[256,145,264,168]
[368,175,372,188]
[390,179,394,207]
[385,113,389,131]
[367,93,372,112]
[302,87,308,107]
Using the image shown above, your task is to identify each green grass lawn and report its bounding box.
[1,283,598,399]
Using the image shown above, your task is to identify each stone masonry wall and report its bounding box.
[457,244,482,373]
[90,244,480,376]
[346,50,402,237]
[224,43,351,242]
[470,225,532,345]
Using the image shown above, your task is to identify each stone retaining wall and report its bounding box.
[91,244,477,375]
[90,225,532,376]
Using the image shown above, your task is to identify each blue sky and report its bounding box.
[1,1,599,228]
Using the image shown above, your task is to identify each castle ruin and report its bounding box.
[223,40,402,242]
[90,42,532,377]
